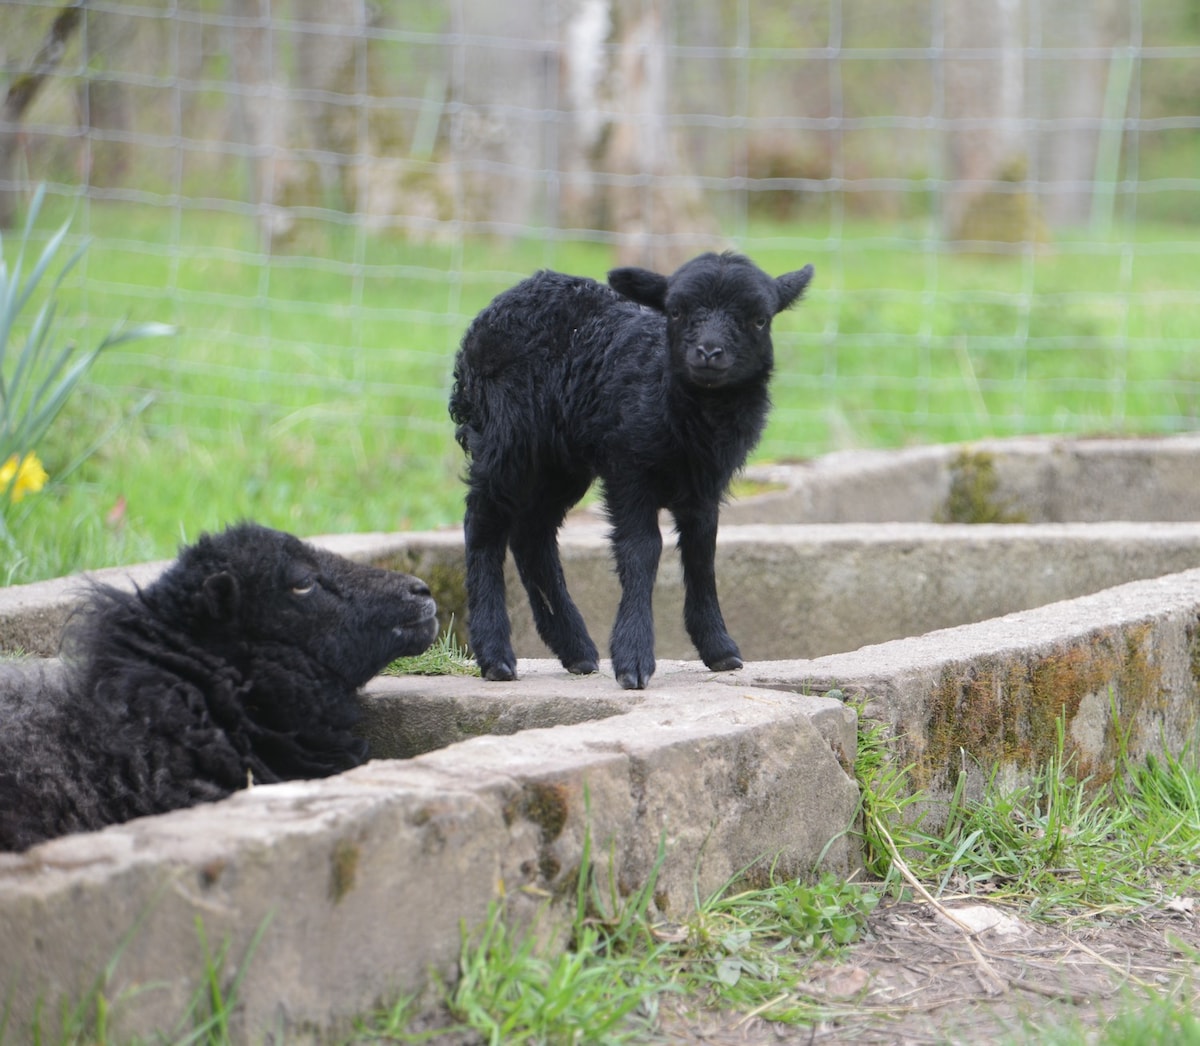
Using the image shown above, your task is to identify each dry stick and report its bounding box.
[734,993,792,1026]
[872,817,1009,994]
[875,817,1160,1000]
[734,821,1016,1030]
[1065,936,1156,992]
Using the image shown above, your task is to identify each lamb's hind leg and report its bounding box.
[675,504,742,671]
[463,489,518,681]
[509,488,599,675]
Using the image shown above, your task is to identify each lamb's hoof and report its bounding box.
[615,660,654,689]
[707,655,743,672]
[483,661,517,681]
[613,648,654,689]
[566,659,598,675]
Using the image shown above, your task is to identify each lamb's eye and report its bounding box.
[291,581,316,596]
[669,308,682,322]
[753,316,768,330]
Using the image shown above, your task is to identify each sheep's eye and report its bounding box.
[291,581,316,596]
[753,316,768,330]
[669,308,682,322]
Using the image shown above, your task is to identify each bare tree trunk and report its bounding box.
[226,0,296,247]
[449,0,555,233]
[0,3,84,227]
[76,5,132,190]
[941,0,1037,241]
[558,0,612,228]
[1037,0,1115,227]
[603,0,721,270]
[294,0,369,210]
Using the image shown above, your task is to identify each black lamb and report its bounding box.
[449,250,813,689]
[0,522,438,851]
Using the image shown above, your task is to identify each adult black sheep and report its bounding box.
[0,522,438,851]
[450,250,813,689]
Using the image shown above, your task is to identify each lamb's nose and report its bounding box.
[698,344,724,362]
[409,579,432,598]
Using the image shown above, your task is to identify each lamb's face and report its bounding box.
[182,524,439,687]
[608,253,814,392]
[664,261,783,390]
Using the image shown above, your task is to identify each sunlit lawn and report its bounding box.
[4,196,1199,583]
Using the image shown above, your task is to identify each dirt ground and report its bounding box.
[655,894,1200,1044]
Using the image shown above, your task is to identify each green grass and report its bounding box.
[853,696,1200,921]
[2,198,1199,585]
[355,832,878,1044]
[1041,993,1200,1046]
[3,914,269,1046]
[384,626,479,677]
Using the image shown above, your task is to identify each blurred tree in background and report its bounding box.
[1,0,1196,259]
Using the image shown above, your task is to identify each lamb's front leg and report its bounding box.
[675,504,742,672]
[607,498,663,690]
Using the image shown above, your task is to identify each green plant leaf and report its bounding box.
[715,956,743,987]
[1,185,174,511]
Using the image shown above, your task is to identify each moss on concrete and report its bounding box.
[522,782,571,843]
[937,449,1027,524]
[503,781,572,887]
[1187,617,1200,698]
[916,625,1169,792]
[728,476,787,501]
[329,839,361,903]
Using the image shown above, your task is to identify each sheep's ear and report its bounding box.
[201,571,240,621]
[607,267,669,311]
[774,264,814,313]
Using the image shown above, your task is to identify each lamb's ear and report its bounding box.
[607,267,669,311]
[774,264,814,313]
[201,571,240,621]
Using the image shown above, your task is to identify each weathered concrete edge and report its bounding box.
[8,522,1200,662]
[359,565,1200,821]
[732,433,1200,525]
[735,566,1200,807]
[0,683,859,1043]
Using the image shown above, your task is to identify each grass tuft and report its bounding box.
[855,701,1200,923]
[383,625,479,677]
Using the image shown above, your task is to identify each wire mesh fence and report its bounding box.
[2,0,1198,542]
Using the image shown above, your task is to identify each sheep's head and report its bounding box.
[608,252,813,390]
[170,523,439,688]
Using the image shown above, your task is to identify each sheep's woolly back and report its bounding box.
[69,580,368,787]
[0,660,83,848]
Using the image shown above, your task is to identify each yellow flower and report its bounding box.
[1,452,49,503]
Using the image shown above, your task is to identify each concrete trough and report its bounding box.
[729,433,1200,526]
[2,435,1200,1041]
[0,673,860,1043]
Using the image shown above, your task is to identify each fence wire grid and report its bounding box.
[2,0,1199,524]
